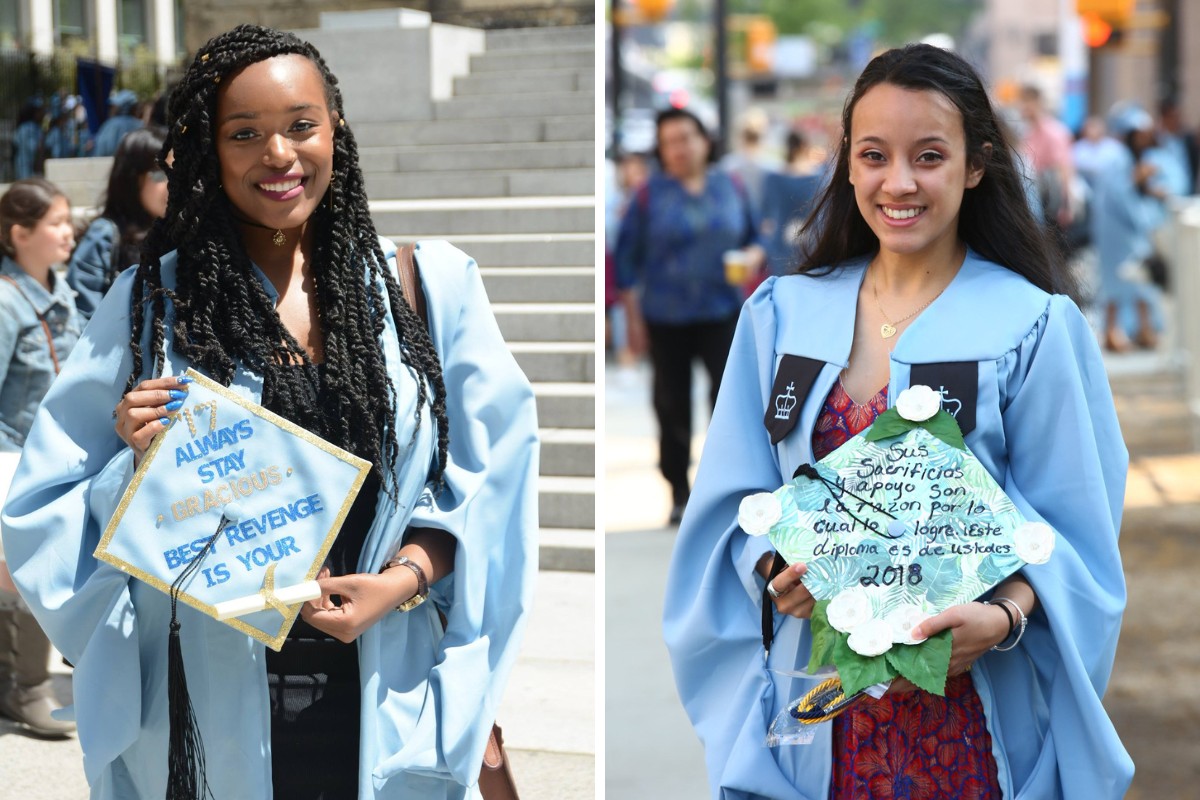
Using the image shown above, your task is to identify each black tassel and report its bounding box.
[793,462,902,538]
[165,519,224,800]
[166,617,210,800]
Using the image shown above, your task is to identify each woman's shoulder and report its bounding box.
[81,216,119,240]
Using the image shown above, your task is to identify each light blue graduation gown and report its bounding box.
[663,251,1132,799]
[1,238,539,799]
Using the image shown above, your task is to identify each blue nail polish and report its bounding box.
[168,389,187,401]
[159,417,171,426]
[177,375,194,385]
[165,399,184,412]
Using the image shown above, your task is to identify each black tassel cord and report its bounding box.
[166,514,228,800]
[793,463,904,539]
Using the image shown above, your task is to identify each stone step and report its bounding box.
[538,528,595,572]
[532,382,595,430]
[386,234,594,267]
[46,156,111,209]
[454,68,594,97]
[495,302,594,342]
[349,115,592,147]
[471,47,594,73]
[537,475,595,529]
[481,267,594,303]
[499,568,593,756]
[539,428,595,477]
[359,142,594,173]
[435,92,593,120]
[372,201,593,237]
[485,26,595,50]
[45,155,111,183]
[510,342,594,383]
[364,169,593,200]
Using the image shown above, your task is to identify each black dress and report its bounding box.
[262,364,383,799]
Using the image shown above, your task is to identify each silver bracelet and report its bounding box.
[990,596,1027,652]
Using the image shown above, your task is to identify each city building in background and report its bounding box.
[182,0,594,50]
[609,0,1200,157]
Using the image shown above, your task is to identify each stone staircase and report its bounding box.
[305,17,596,573]
[46,15,597,575]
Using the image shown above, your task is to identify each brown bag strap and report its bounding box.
[397,243,428,326]
[0,274,61,374]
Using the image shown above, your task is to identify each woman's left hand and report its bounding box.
[300,565,416,643]
[887,602,1010,695]
[909,601,1011,678]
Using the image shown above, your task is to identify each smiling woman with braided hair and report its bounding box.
[1,24,538,800]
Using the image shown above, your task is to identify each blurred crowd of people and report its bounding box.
[11,87,167,181]
[0,123,167,736]
[606,85,1199,523]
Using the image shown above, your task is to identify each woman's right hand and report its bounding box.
[766,562,815,619]
[113,375,190,463]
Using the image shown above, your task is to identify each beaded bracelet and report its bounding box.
[989,596,1027,652]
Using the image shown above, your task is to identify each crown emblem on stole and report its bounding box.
[775,382,798,420]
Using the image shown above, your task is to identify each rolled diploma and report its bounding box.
[213,580,322,620]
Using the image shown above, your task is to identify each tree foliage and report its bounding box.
[724,0,981,42]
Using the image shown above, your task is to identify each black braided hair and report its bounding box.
[128,24,449,489]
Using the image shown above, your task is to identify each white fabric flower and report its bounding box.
[885,604,929,645]
[738,492,782,536]
[847,619,894,657]
[1014,521,1055,564]
[826,587,873,634]
[895,384,942,422]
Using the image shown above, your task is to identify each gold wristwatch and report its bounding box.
[381,555,428,612]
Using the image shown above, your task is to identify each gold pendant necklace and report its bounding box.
[872,272,943,340]
[272,229,286,247]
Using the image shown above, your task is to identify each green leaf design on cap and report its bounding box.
[806,601,839,675]
[865,408,965,450]
[884,628,952,695]
[805,601,953,698]
[832,634,895,696]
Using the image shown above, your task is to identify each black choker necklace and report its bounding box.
[231,213,286,247]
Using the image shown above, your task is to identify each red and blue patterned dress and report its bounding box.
[813,380,1002,800]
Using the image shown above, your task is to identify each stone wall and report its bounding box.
[183,0,593,54]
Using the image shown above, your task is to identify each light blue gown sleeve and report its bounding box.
[0,269,146,782]
[377,241,540,788]
[985,294,1133,799]
[663,279,827,800]
[66,218,118,322]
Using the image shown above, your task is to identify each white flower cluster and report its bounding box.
[1014,521,1055,564]
[738,492,782,536]
[827,589,930,657]
[895,384,942,422]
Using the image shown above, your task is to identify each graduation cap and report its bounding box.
[741,385,1055,734]
[95,368,371,797]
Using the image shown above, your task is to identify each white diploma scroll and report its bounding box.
[213,580,322,620]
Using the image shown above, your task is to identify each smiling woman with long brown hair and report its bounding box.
[2,25,537,799]
[664,44,1130,800]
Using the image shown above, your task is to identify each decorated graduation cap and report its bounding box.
[95,368,371,797]
[741,385,1055,737]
